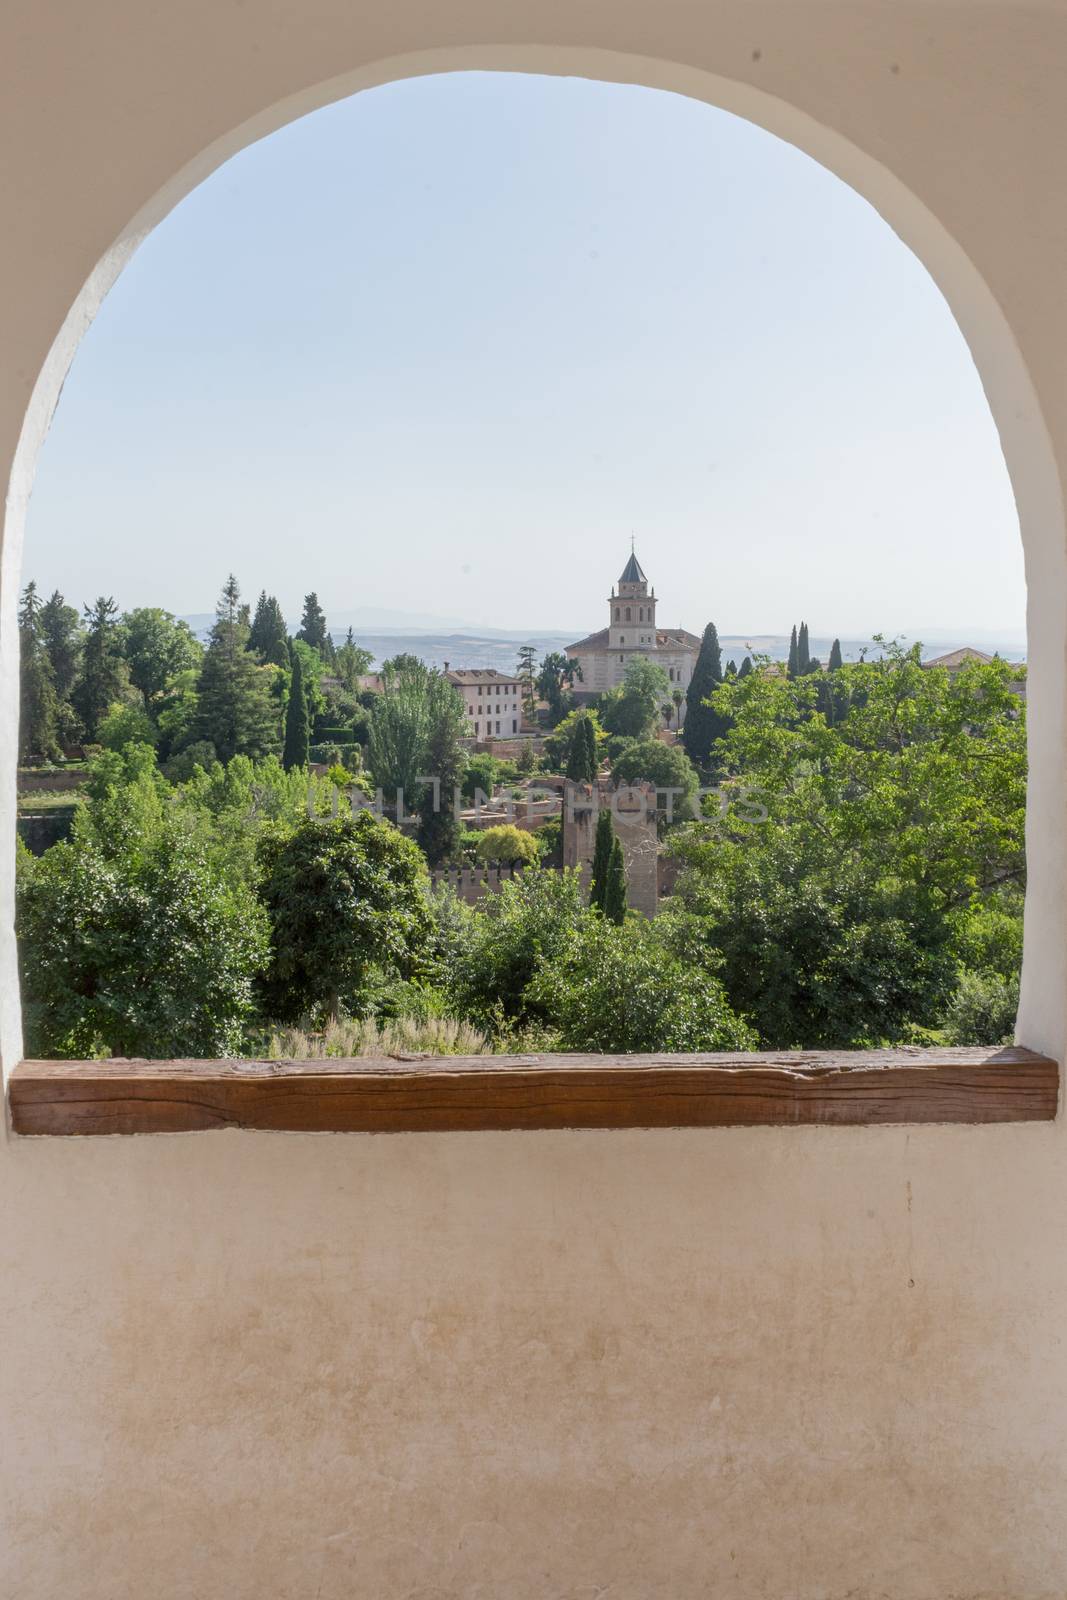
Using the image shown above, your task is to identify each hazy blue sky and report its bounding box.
[26,71,1025,643]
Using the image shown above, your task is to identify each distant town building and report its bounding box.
[445,666,523,739]
[564,549,700,720]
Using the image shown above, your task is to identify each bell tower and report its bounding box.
[608,543,656,651]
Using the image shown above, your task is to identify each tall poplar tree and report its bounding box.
[282,644,310,771]
[682,621,725,767]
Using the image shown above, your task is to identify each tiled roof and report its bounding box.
[922,647,996,669]
[445,668,521,685]
[565,628,609,652]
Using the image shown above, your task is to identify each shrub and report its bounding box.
[476,824,539,864]
[941,968,1020,1046]
[529,918,756,1052]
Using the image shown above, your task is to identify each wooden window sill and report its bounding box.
[7,1047,1057,1135]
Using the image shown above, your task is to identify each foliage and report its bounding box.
[257,1013,493,1059]
[565,713,599,783]
[537,651,579,724]
[98,701,160,753]
[448,867,586,1028]
[282,642,310,771]
[600,656,669,739]
[191,576,280,762]
[941,967,1019,1046]
[543,706,605,773]
[589,808,614,914]
[296,591,329,655]
[683,621,729,767]
[668,644,1026,1046]
[16,760,268,1057]
[415,675,468,865]
[462,751,499,802]
[476,824,540,864]
[529,919,756,1052]
[603,836,627,924]
[122,607,202,706]
[18,582,62,762]
[610,737,698,814]
[248,592,290,667]
[257,813,432,1023]
[72,596,127,743]
[336,627,374,689]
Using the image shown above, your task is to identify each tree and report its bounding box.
[415,674,468,865]
[528,919,756,1052]
[192,576,280,762]
[537,652,578,725]
[787,625,799,679]
[296,592,329,656]
[797,621,811,675]
[516,644,538,719]
[738,656,753,680]
[16,755,268,1056]
[589,808,615,913]
[72,596,125,741]
[248,593,290,667]
[543,707,605,774]
[565,713,598,783]
[603,837,627,925]
[611,738,698,814]
[257,813,432,1022]
[668,644,1026,1047]
[40,589,82,736]
[282,643,310,770]
[682,622,726,767]
[448,866,586,1028]
[122,607,202,707]
[336,628,373,690]
[476,825,539,865]
[600,656,670,740]
[828,638,843,671]
[18,582,62,762]
[516,739,537,774]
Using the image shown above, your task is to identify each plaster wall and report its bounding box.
[2,5,1067,1597]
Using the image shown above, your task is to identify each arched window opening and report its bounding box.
[10,66,1029,1075]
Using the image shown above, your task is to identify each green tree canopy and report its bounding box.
[72,595,126,742]
[668,643,1026,1047]
[600,656,670,741]
[18,581,62,762]
[248,592,290,667]
[257,813,431,1022]
[476,824,540,865]
[611,738,698,814]
[296,591,329,655]
[122,607,202,707]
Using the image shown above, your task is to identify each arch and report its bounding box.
[4,43,1064,1068]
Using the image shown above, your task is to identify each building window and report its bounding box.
[625,606,631,620]
[512,719,517,732]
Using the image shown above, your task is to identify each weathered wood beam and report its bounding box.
[8,1047,1058,1135]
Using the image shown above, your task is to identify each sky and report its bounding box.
[25,70,1025,644]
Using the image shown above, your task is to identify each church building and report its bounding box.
[564,550,701,723]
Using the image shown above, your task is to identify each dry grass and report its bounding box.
[258,1014,495,1059]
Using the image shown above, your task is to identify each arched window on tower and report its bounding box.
[625,606,631,621]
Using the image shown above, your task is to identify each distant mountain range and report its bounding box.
[180,612,1026,671]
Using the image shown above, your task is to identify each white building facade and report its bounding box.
[445,667,523,740]
[564,551,700,720]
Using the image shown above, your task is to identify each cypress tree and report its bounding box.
[828,638,843,671]
[738,656,753,679]
[589,808,614,912]
[566,715,590,783]
[798,622,811,675]
[787,625,799,679]
[682,622,725,768]
[583,714,598,779]
[603,837,627,925]
[415,675,468,866]
[282,644,310,771]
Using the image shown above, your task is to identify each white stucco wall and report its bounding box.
[2,6,1067,1596]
